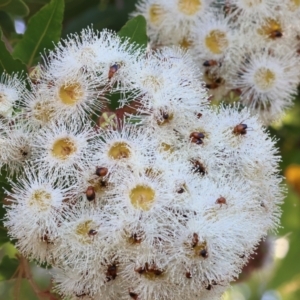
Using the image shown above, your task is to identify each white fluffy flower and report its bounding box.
[212,105,281,177]
[228,47,299,123]
[132,0,213,45]
[125,47,208,112]
[44,28,141,87]
[20,87,57,129]
[0,74,27,118]
[35,70,105,121]
[0,120,15,168]
[53,206,118,268]
[0,121,33,174]
[94,123,157,172]
[192,12,233,61]
[5,124,33,174]
[226,0,280,23]
[4,168,70,263]
[32,119,98,177]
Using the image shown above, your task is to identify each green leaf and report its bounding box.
[12,0,64,68]
[108,91,122,111]
[0,0,29,16]
[0,29,27,75]
[117,15,147,48]
[0,255,19,280]
[0,11,15,35]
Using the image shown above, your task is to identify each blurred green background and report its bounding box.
[0,0,300,299]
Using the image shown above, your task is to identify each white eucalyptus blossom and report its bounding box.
[32,119,98,178]
[3,168,70,263]
[0,73,28,118]
[228,47,299,123]
[94,123,158,172]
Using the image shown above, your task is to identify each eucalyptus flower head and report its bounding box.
[1,25,284,300]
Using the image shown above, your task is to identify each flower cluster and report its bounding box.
[2,28,283,300]
[132,0,300,124]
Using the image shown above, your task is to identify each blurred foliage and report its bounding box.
[117,14,147,47]
[12,0,64,68]
[0,1,300,299]
[0,29,27,74]
[0,0,29,17]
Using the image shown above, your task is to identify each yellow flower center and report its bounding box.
[108,142,131,159]
[149,4,164,25]
[130,185,155,211]
[142,75,162,92]
[178,0,202,15]
[254,67,276,90]
[52,138,77,160]
[160,142,174,152]
[288,0,300,10]
[257,19,282,39]
[75,220,95,244]
[292,0,300,6]
[33,101,54,123]
[205,30,229,54]
[242,0,263,7]
[59,82,83,105]
[157,112,174,126]
[179,37,193,49]
[28,189,52,211]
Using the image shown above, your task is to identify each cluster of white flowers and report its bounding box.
[132,0,300,124]
[2,28,283,300]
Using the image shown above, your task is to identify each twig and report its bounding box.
[13,254,60,300]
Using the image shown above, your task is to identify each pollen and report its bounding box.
[257,18,282,39]
[205,30,229,54]
[129,185,156,211]
[160,142,174,152]
[28,189,52,211]
[179,37,193,49]
[243,0,263,7]
[108,142,131,159]
[142,75,162,92]
[157,112,174,125]
[292,0,300,6]
[52,137,77,159]
[185,238,208,258]
[76,220,94,244]
[88,177,109,194]
[254,67,276,90]
[291,0,300,7]
[193,242,207,257]
[289,0,300,10]
[178,0,202,16]
[58,82,83,105]
[33,101,53,123]
[149,4,164,25]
